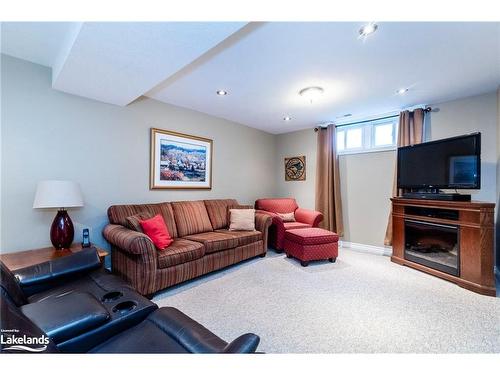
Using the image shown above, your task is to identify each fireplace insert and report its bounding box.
[404,219,459,276]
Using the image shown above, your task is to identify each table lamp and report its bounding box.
[33,180,84,249]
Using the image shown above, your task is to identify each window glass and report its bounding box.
[374,123,394,146]
[346,128,362,149]
[337,130,345,151]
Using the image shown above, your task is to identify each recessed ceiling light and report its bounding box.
[359,23,378,37]
[396,88,409,95]
[283,116,292,121]
[216,90,228,96]
[299,86,324,103]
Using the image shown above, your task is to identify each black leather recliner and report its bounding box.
[0,248,260,354]
[1,248,157,352]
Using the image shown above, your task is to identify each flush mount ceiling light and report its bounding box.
[396,88,409,95]
[359,23,378,37]
[299,86,324,104]
[283,116,292,121]
[216,90,228,96]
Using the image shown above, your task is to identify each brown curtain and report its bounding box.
[384,109,425,245]
[315,124,344,235]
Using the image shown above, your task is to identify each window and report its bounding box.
[374,122,394,146]
[346,127,363,149]
[336,117,398,154]
[337,130,345,152]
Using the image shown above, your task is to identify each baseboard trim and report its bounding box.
[340,241,392,257]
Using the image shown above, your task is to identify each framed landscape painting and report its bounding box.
[150,128,213,189]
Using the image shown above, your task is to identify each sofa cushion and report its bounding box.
[255,198,298,214]
[172,201,213,237]
[125,212,153,232]
[283,222,311,230]
[204,199,238,230]
[183,232,238,254]
[108,203,178,238]
[215,230,262,247]
[157,239,205,268]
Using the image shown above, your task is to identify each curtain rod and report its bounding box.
[314,107,432,131]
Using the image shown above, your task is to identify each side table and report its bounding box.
[0,244,108,271]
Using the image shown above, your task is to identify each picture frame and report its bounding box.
[150,128,213,189]
[284,155,306,181]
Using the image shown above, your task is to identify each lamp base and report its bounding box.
[50,209,74,249]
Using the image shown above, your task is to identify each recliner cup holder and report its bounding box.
[101,291,123,302]
[112,301,137,313]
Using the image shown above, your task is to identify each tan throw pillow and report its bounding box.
[229,209,256,231]
[125,212,154,232]
[226,204,253,225]
[277,212,295,222]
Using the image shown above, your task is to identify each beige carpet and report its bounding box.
[153,248,500,353]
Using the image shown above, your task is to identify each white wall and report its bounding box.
[275,92,499,248]
[1,55,277,252]
[339,151,395,247]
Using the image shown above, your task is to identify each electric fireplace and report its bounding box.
[404,219,459,276]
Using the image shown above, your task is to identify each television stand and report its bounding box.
[402,192,471,201]
[390,197,495,296]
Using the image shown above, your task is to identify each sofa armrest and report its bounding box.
[294,208,324,227]
[255,212,272,232]
[20,292,110,344]
[222,333,260,353]
[148,307,260,354]
[147,307,229,353]
[255,212,272,251]
[103,224,157,257]
[255,209,277,217]
[255,210,283,225]
[14,248,101,296]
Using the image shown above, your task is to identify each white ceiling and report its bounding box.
[1,22,246,106]
[2,22,499,133]
[51,22,246,106]
[1,22,77,67]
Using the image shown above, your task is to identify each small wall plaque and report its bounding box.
[284,156,306,181]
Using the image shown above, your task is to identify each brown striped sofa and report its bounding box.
[103,199,272,297]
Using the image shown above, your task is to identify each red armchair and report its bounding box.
[255,198,323,252]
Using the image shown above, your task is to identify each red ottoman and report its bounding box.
[284,227,339,267]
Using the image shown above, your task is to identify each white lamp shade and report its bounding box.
[33,180,84,209]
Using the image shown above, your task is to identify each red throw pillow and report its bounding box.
[139,214,173,250]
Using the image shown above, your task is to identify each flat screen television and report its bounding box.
[397,133,481,190]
